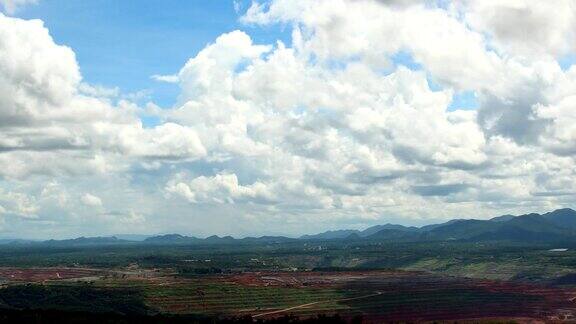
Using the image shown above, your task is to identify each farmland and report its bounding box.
[0,266,575,321]
[0,241,575,322]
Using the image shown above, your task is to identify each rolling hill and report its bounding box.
[301,208,576,243]
[4,208,575,246]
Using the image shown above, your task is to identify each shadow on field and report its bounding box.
[0,310,360,324]
[336,272,565,322]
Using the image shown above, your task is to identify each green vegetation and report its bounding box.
[0,239,575,321]
[0,284,149,315]
[0,240,576,282]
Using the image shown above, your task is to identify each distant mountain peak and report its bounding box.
[300,229,360,240]
[42,236,125,245]
[5,208,576,247]
[489,215,515,222]
[143,234,189,242]
[547,208,576,215]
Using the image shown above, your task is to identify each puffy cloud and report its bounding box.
[0,189,38,218]
[534,85,576,155]
[107,122,206,160]
[0,14,79,124]
[461,0,576,58]
[166,173,276,204]
[158,1,576,232]
[1,2,576,238]
[242,0,501,90]
[0,14,207,179]
[132,0,576,234]
[0,13,210,236]
[177,30,271,102]
[81,193,102,207]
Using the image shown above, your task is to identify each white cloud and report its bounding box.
[0,189,38,218]
[242,0,501,91]
[0,0,37,14]
[78,83,120,98]
[177,30,272,102]
[81,193,102,207]
[0,14,208,179]
[109,122,207,160]
[167,173,276,204]
[151,74,179,83]
[1,1,576,238]
[122,210,145,224]
[461,0,576,58]
[158,0,576,230]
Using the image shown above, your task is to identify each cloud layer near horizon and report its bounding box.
[1,0,576,238]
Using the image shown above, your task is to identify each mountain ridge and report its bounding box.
[2,208,574,246]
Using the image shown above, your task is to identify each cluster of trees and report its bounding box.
[0,285,148,315]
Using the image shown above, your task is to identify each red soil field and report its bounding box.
[0,267,102,282]
[222,270,576,322]
[224,270,419,288]
[2,268,575,322]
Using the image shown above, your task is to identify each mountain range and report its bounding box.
[3,208,576,246]
[309,208,576,243]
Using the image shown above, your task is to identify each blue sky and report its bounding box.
[2,0,576,238]
[17,0,290,108]
[15,0,485,112]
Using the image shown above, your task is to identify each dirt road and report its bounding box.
[252,291,383,318]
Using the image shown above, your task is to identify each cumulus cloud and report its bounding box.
[461,0,576,57]
[1,1,576,238]
[81,193,102,207]
[0,189,38,218]
[242,0,501,90]
[166,173,276,204]
[162,0,576,228]
[0,14,207,179]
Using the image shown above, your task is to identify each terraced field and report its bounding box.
[38,270,576,322]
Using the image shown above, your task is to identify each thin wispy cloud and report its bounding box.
[0,0,37,14]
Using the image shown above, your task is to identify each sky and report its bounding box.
[0,0,575,239]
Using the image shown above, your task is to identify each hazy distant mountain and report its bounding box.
[144,234,295,245]
[300,224,418,240]
[43,236,128,246]
[419,210,576,242]
[0,239,36,245]
[360,224,418,237]
[309,208,576,243]
[113,234,151,241]
[421,219,500,240]
[543,208,576,229]
[470,214,569,242]
[204,235,236,244]
[11,208,576,246]
[489,215,516,222]
[364,229,420,241]
[419,219,466,232]
[143,234,197,243]
[300,230,360,240]
[241,236,296,243]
